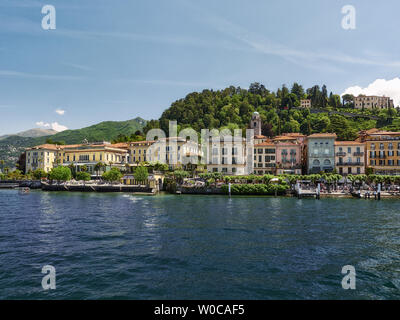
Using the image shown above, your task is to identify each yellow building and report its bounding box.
[334,141,365,175]
[59,142,128,175]
[128,140,155,164]
[25,141,129,176]
[363,131,400,175]
[25,144,60,173]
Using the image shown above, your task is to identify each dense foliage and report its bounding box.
[49,166,72,182]
[102,168,123,182]
[134,166,149,182]
[143,83,400,141]
[221,183,289,195]
[76,172,91,181]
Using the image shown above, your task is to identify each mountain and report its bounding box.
[0,117,147,168]
[47,118,147,144]
[0,128,57,141]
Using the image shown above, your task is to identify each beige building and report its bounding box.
[150,137,203,170]
[354,95,394,110]
[334,141,365,175]
[253,141,276,175]
[128,140,155,164]
[25,144,60,173]
[206,137,249,175]
[25,142,129,176]
[300,99,312,108]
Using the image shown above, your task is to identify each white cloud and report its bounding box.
[36,121,68,132]
[342,78,400,107]
[55,109,65,115]
[35,121,51,128]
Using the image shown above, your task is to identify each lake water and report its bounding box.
[0,190,399,299]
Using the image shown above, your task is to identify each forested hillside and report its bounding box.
[0,118,146,168]
[143,82,399,140]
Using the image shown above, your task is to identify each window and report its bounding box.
[212,168,218,172]
[324,159,331,166]
[232,168,237,173]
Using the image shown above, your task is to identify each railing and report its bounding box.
[336,152,346,156]
[336,162,364,166]
[353,152,364,156]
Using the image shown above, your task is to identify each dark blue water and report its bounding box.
[0,190,399,300]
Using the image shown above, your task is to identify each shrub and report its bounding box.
[221,183,288,195]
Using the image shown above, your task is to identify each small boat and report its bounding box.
[18,187,30,194]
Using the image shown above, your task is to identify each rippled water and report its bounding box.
[0,190,399,299]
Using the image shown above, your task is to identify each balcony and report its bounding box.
[353,152,364,157]
[336,162,364,166]
[336,152,346,156]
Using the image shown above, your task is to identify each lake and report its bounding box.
[0,190,399,299]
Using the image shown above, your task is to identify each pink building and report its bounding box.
[274,136,303,175]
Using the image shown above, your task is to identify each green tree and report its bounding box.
[32,168,48,180]
[102,168,122,183]
[134,166,149,183]
[76,171,91,181]
[49,166,72,183]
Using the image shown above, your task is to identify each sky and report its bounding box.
[1,0,400,135]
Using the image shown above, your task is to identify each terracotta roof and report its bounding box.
[129,140,155,146]
[26,144,60,151]
[255,142,275,147]
[111,143,129,148]
[254,135,267,139]
[307,133,337,139]
[370,131,400,135]
[282,133,306,137]
[274,136,297,141]
[335,141,364,145]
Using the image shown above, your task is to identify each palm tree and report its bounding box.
[94,162,105,177]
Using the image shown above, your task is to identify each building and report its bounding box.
[354,95,394,110]
[300,99,311,108]
[253,141,276,175]
[150,137,203,170]
[334,141,365,175]
[363,131,400,175]
[25,144,60,173]
[206,136,249,175]
[306,133,337,173]
[128,140,155,164]
[250,111,262,136]
[59,142,128,176]
[274,136,302,175]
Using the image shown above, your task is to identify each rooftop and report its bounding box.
[307,133,337,139]
[335,141,364,145]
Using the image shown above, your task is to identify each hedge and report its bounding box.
[221,183,288,195]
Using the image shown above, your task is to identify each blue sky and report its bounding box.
[1,0,400,135]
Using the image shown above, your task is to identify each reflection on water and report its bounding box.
[0,190,399,299]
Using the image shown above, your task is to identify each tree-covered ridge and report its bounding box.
[144,83,400,140]
[0,118,147,168]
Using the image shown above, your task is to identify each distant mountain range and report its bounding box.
[0,128,57,140]
[0,117,147,168]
